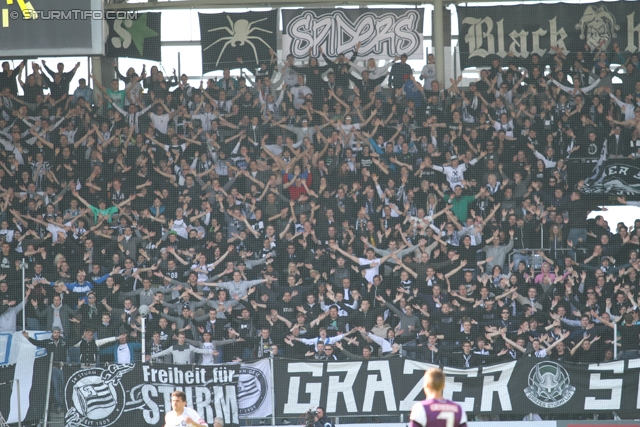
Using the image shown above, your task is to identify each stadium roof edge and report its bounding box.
[105,0,424,11]
[105,0,595,11]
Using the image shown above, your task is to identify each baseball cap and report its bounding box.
[168,230,178,236]
[182,305,190,311]
[450,155,458,161]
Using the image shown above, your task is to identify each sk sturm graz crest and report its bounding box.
[524,361,575,408]
[65,364,134,427]
[237,366,268,416]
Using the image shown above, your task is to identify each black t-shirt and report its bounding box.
[0,250,17,271]
[618,323,640,351]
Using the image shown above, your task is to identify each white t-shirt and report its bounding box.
[359,257,381,282]
[534,348,548,358]
[200,342,215,365]
[46,223,66,242]
[191,263,211,282]
[421,63,436,89]
[172,218,189,238]
[165,407,206,427]
[150,112,172,134]
[117,344,130,364]
[0,229,14,242]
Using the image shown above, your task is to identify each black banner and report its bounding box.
[569,158,640,196]
[274,358,640,417]
[63,363,239,427]
[282,8,424,61]
[457,2,640,69]
[199,11,278,74]
[105,12,162,61]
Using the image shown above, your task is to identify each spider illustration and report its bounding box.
[204,15,273,66]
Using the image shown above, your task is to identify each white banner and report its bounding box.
[238,358,272,419]
[0,332,50,424]
[281,8,424,61]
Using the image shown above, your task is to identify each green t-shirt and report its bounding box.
[107,88,125,110]
[90,205,119,223]
[448,195,475,222]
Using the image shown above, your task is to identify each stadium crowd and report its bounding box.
[0,40,640,393]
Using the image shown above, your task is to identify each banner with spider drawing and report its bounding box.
[281,8,425,61]
[199,10,278,74]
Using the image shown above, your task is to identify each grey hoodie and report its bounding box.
[0,301,24,333]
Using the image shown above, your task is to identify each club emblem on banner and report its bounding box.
[237,366,268,416]
[524,361,575,408]
[64,364,134,427]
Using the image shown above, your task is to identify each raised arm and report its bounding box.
[329,242,360,264]
[70,189,92,208]
[570,336,588,356]
[545,330,570,352]
[500,331,526,353]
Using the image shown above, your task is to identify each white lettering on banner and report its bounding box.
[142,365,231,384]
[508,29,529,57]
[213,385,240,425]
[628,358,640,409]
[159,384,175,414]
[194,386,214,422]
[326,363,360,413]
[496,19,507,57]
[283,363,324,414]
[111,19,133,49]
[628,12,640,52]
[479,362,515,411]
[531,28,548,56]
[462,17,494,58]
[145,383,237,425]
[284,10,422,60]
[362,361,397,412]
[585,361,624,410]
[141,385,160,424]
[442,366,477,412]
[549,18,568,55]
[462,15,569,59]
[607,166,630,176]
[399,360,438,411]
